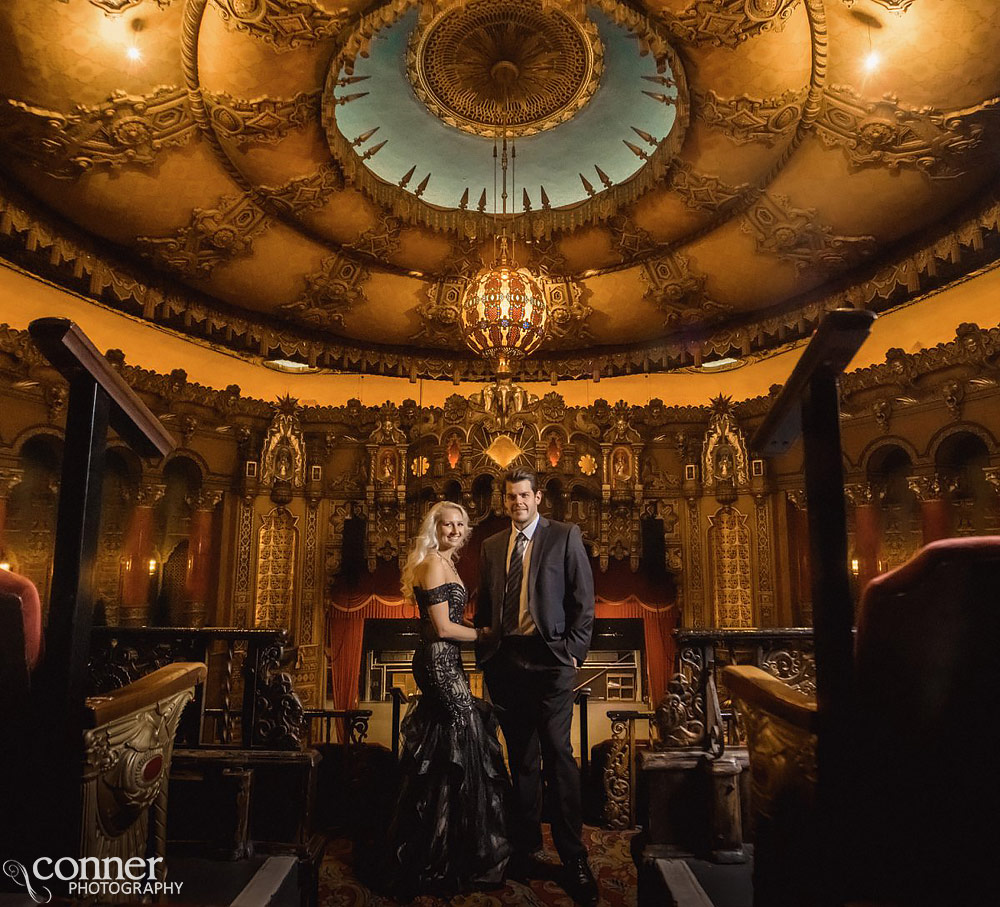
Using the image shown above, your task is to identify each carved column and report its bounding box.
[845,483,882,592]
[785,490,811,625]
[120,483,165,627]
[907,474,951,544]
[184,489,223,627]
[0,466,24,560]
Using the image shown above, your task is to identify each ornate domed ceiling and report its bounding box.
[1,0,999,381]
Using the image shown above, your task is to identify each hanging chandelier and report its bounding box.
[460,237,548,376]
[459,93,548,375]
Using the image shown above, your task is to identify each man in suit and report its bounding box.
[476,467,597,907]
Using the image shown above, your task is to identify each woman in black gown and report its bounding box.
[387,501,511,897]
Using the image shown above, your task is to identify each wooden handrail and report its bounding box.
[751,308,876,456]
[28,318,174,459]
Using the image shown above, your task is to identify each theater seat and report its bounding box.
[724,537,1000,906]
[0,569,42,671]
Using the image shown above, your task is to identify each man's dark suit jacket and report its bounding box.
[475,516,595,667]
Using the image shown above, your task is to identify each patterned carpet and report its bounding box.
[318,826,639,906]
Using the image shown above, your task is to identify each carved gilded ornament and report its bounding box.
[735,699,817,821]
[81,686,194,866]
[323,0,690,240]
[907,473,952,502]
[640,251,732,328]
[212,0,347,51]
[407,0,604,138]
[260,396,307,488]
[202,89,321,149]
[701,397,749,486]
[659,0,801,48]
[345,212,403,260]
[815,86,998,179]
[695,88,805,146]
[0,87,195,179]
[136,193,270,278]
[578,453,598,476]
[370,403,407,445]
[258,163,345,216]
[666,160,754,213]
[277,251,370,330]
[741,192,877,275]
[655,646,707,746]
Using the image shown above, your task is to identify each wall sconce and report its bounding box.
[850,557,860,576]
[0,562,10,572]
[148,558,158,575]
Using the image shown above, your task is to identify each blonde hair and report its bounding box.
[401,501,470,600]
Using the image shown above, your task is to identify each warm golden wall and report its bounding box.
[1,307,999,706]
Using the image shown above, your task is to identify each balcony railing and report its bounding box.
[88,626,307,750]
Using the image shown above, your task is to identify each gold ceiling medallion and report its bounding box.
[407,0,603,138]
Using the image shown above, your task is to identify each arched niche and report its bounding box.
[542,476,566,521]
[935,430,993,535]
[866,443,920,571]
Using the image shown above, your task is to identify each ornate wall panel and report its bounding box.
[709,506,753,628]
[254,507,298,628]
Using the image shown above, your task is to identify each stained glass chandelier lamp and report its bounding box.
[459,93,548,376]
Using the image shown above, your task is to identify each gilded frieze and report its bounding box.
[815,85,998,179]
[212,0,347,51]
[659,0,801,48]
[277,251,370,330]
[85,0,176,11]
[0,87,195,179]
[135,192,270,278]
[695,89,805,147]
[202,89,322,149]
[740,192,877,274]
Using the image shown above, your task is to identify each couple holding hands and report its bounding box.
[387,468,599,906]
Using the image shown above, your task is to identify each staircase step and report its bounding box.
[231,856,298,907]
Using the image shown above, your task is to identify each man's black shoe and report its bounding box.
[506,849,549,883]
[565,855,598,907]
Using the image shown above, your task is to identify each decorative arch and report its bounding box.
[926,422,998,462]
[859,436,921,474]
[11,425,64,457]
[162,447,210,482]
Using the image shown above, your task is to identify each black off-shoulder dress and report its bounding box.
[387,582,511,896]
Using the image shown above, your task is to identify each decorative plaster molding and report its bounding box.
[695,89,805,146]
[136,192,270,278]
[741,192,877,274]
[212,0,346,51]
[258,163,345,216]
[203,89,321,149]
[0,87,195,179]
[659,0,800,48]
[277,251,370,329]
[666,160,754,213]
[815,85,998,179]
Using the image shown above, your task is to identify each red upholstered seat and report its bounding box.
[0,569,43,671]
[851,536,1000,902]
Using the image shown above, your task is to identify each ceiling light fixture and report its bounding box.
[126,45,142,62]
[863,50,880,72]
[459,83,547,377]
[263,358,319,374]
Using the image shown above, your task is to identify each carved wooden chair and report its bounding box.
[0,319,206,900]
